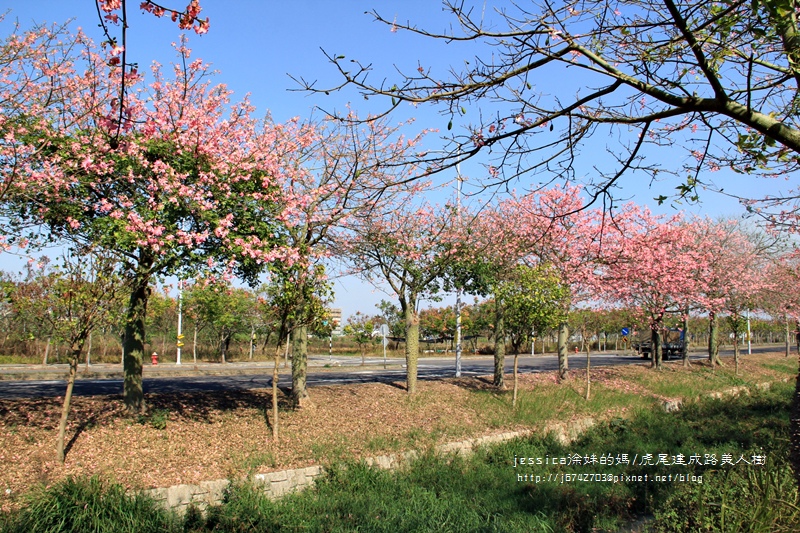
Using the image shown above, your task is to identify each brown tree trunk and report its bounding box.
[57,340,85,463]
[787,318,792,358]
[403,300,420,395]
[709,311,720,367]
[123,272,150,415]
[682,308,690,368]
[291,324,311,407]
[586,344,592,401]
[42,336,51,366]
[493,298,505,389]
[220,334,228,364]
[270,337,285,439]
[512,351,519,407]
[557,321,569,381]
[249,325,255,360]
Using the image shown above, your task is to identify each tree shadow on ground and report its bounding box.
[447,375,499,392]
[0,388,283,432]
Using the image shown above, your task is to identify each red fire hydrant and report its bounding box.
[574,346,579,354]
[151,352,159,365]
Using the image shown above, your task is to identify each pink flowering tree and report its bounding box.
[1,37,314,413]
[93,0,209,145]
[270,114,427,407]
[0,23,98,224]
[763,251,800,358]
[501,185,603,381]
[446,185,600,386]
[600,209,706,370]
[691,219,773,371]
[341,198,460,394]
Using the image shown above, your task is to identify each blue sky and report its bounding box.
[1,1,791,321]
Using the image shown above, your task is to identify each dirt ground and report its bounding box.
[0,353,794,513]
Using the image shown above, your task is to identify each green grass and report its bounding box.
[468,381,657,430]
[0,355,39,365]
[0,476,180,533]
[624,364,753,398]
[762,359,797,376]
[230,449,277,477]
[192,381,798,532]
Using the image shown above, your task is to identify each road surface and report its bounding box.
[0,345,784,400]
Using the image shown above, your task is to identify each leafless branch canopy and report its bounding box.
[296,0,800,213]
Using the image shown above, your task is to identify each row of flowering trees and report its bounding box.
[337,182,799,395]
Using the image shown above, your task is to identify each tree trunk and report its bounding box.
[557,321,569,381]
[651,321,663,370]
[733,335,740,376]
[403,301,420,395]
[682,308,690,368]
[219,334,228,364]
[709,311,720,367]
[493,298,505,389]
[123,272,150,414]
[512,352,519,408]
[586,345,592,401]
[193,324,198,365]
[270,337,283,439]
[796,320,800,355]
[291,324,311,407]
[787,318,792,358]
[57,340,85,463]
[85,332,92,371]
[42,336,51,366]
[249,325,255,360]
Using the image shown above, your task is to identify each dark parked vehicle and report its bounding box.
[633,328,687,359]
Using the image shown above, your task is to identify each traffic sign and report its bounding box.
[621,327,629,336]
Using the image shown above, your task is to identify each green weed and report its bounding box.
[0,476,179,533]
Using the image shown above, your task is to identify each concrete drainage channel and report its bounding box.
[143,380,785,515]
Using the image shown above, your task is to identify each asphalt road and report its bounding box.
[0,345,784,400]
